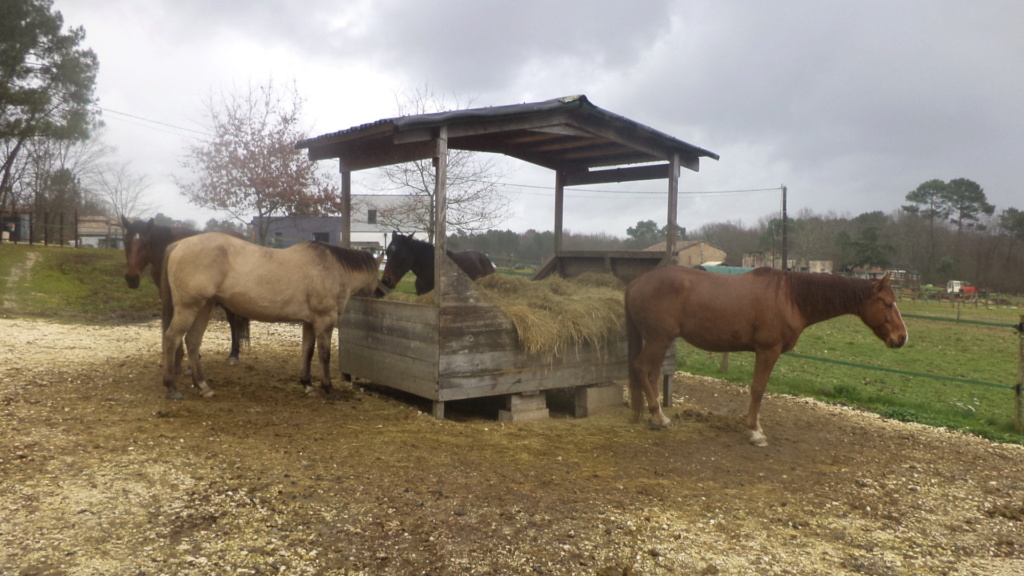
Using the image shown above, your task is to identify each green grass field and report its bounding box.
[4,244,1022,443]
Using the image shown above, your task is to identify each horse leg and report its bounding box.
[162,306,199,401]
[224,307,241,366]
[184,302,216,398]
[747,350,781,446]
[634,336,674,429]
[315,321,339,400]
[299,323,316,395]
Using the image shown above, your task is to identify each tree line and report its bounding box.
[449,178,1024,294]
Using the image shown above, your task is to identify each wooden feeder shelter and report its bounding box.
[296,95,719,419]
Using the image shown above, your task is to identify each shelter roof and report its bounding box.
[296,95,718,182]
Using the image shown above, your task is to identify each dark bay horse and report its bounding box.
[380,232,495,295]
[121,216,250,364]
[160,232,382,400]
[624,266,908,446]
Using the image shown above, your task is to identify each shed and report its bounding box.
[644,240,726,268]
[296,95,718,419]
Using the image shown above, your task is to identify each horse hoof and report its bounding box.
[324,390,342,402]
[749,431,768,447]
[227,357,239,366]
[303,386,316,396]
[201,389,216,398]
[166,390,183,401]
[648,419,673,430]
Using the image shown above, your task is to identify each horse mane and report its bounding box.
[772,270,873,323]
[402,234,435,255]
[312,243,377,273]
[148,225,196,252]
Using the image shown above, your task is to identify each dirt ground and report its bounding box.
[1,316,1023,576]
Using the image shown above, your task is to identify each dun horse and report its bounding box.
[121,216,250,364]
[160,232,382,400]
[380,232,495,295]
[625,266,907,446]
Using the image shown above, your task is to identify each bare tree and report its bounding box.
[373,86,513,242]
[177,80,337,244]
[93,161,152,218]
[6,131,111,218]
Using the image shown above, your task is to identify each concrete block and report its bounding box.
[574,381,625,418]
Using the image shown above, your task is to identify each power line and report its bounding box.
[94,106,211,137]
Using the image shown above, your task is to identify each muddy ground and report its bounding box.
[1,316,1023,575]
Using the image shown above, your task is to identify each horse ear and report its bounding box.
[875,272,892,292]
[120,215,131,228]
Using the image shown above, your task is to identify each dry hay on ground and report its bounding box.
[3,318,1024,575]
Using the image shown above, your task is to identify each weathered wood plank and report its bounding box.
[437,362,628,401]
[339,344,439,400]
[439,340,628,377]
[338,329,437,363]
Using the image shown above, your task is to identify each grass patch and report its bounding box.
[1,245,161,324]
[678,299,1024,444]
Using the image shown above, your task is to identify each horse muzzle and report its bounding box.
[125,274,141,289]
[887,334,908,349]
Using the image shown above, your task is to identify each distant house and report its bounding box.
[77,215,123,248]
[848,266,888,280]
[742,252,833,274]
[251,195,426,252]
[885,269,921,294]
[644,240,726,267]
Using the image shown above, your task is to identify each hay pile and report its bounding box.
[475,273,626,357]
[379,272,627,357]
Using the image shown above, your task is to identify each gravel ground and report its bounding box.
[1,316,1023,575]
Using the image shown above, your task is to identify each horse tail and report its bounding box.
[159,243,176,335]
[225,308,251,349]
[624,286,644,422]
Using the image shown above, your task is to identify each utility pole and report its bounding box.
[780,185,788,271]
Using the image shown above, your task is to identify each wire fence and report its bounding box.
[782,311,1024,432]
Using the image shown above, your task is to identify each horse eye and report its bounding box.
[884,301,894,309]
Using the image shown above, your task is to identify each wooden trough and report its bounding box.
[297,95,719,419]
[337,256,676,419]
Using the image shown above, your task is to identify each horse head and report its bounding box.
[861,273,908,349]
[123,218,155,289]
[380,232,416,289]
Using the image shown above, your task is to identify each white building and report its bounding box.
[252,195,426,252]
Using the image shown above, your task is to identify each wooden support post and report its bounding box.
[720,352,730,374]
[432,400,445,420]
[662,374,673,408]
[433,126,448,298]
[340,168,352,247]
[666,153,680,259]
[554,171,565,255]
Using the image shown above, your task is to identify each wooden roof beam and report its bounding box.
[563,164,677,186]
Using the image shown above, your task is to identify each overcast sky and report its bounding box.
[56,0,1023,237]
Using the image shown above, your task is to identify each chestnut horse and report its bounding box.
[625,266,908,446]
[380,232,495,295]
[160,232,382,400]
[121,216,250,364]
